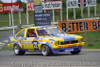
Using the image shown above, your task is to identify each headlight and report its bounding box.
[56,41,59,45]
[50,41,54,45]
[80,38,83,42]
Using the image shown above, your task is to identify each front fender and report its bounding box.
[39,42,52,50]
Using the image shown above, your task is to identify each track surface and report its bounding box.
[0,51,100,67]
[0,31,11,49]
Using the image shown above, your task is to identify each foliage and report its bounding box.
[97,0,100,3]
[16,0,26,13]
[0,0,3,3]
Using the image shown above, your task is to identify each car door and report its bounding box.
[23,29,38,50]
[15,29,26,48]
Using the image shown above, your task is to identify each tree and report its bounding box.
[0,0,3,3]
[16,0,26,13]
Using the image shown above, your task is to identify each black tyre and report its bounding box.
[70,50,81,54]
[13,45,25,55]
[42,45,52,56]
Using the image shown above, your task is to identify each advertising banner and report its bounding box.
[26,1,62,11]
[34,12,51,26]
[42,1,62,10]
[67,0,96,8]
[0,3,20,13]
[27,2,34,12]
[33,0,41,6]
[34,5,43,13]
[59,19,100,33]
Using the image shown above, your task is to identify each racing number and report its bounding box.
[0,4,3,12]
[33,41,38,49]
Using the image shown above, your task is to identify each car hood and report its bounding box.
[37,33,82,41]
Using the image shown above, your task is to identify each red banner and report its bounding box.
[0,3,20,13]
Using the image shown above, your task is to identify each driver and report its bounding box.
[29,30,36,37]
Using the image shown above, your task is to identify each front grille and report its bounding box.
[61,40,78,45]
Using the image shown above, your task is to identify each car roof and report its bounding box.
[25,25,52,29]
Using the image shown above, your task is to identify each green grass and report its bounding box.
[74,31,100,49]
[0,44,13,51]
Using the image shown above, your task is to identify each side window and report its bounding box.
[16,30,25,37]
[27,29,37,37]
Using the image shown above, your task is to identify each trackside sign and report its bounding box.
[42,1,62,10]
[59,19,100,33]
[0,3,21,13]
[26,1,62,11]
[67,0,96,8]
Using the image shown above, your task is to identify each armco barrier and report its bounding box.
[0,22,58,31]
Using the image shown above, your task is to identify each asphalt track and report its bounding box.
[0,51,100,67]
[0,31,12,48]
[0,31,100,67]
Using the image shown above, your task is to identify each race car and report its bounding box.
[8,26,84,56]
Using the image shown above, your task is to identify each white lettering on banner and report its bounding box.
[67,0,96,8]
[87,0,96,6]
[42,1,62,10]
[4,5,19,11]
[67,0,79,8]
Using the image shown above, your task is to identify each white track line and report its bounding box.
[0,45,2,47]
[0,42,5,45]
[3,40,8,43]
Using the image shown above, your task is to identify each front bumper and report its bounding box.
[51,42,84,53]
[51,42,84,49]
[51,46,81,53]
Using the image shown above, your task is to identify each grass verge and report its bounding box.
[0,44,13,51]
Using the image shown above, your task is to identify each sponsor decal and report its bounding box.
[33,41,38,49]
[22,41,33,44]
[59,19,100,33]
[26,37,35,40]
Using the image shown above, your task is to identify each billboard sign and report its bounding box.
[67,0,96,8]
[27,2,34,12]
[59,19,100,33]
[0,3,20,13]
[34,12,51,26]
[42,1,62,10]
[26,1,62,11]
[34,5,43,13]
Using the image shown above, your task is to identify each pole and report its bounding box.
[11,9,15,36]
[95,0,97,16]
[11,0,15,35]
[60,9,62,21]
[26,4,29,24]
[84,22,86,36]
[73,8,76,19]
[19,12,21,24]
[66,1,68,20]
[95,6,97,16]
[9,13,11,26]
[81,8,83,18]
[53,10,55,22]
[88,7,90,18]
